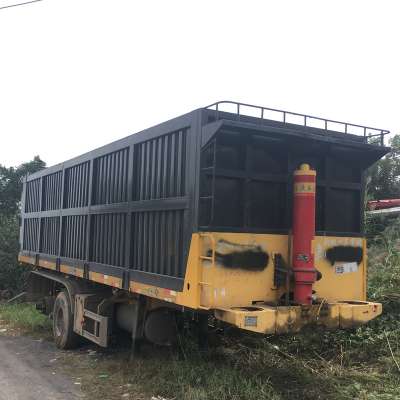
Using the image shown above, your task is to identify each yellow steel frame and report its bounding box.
[18,231,382,334]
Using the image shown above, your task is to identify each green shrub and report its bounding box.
[0,214,29,294]
[0,303,51,332]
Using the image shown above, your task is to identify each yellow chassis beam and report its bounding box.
[214,301,382,334]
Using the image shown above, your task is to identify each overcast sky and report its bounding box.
[0,0,398,168]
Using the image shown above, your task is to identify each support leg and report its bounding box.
[197,313,209,351]
[129,300,140,362]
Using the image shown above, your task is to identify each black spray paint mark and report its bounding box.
[209,240,269,271]
[325,246,363,266]
[215,250,269,271]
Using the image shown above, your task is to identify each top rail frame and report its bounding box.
[205,101,390,146]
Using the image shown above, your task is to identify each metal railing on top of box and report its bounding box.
[205,101,389,146]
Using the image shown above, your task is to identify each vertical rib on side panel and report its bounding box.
[93,148,129,205]
[134,130,186,200]
[40,217,60,255]
[23,218,40,252]
[90,213,127,267]
[42,172,62,211]
[25,178,41,213]
[131,129,187,279]
[132,210,184,278]
[64,162,90,208]
[61,215,87,260]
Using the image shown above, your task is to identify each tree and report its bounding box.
[367,135,400,200]
[0,156,46,293]
[0,214,27,293]
[0,156,45,217]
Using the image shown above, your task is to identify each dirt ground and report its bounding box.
[0,334,82,400]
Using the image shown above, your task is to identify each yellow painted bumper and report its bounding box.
[214,301,382,334]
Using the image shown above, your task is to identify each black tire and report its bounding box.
[53,290,80,349]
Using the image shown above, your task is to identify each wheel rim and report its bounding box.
[55,307,64,337]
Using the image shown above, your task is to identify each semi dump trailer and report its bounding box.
[18,101,389,349]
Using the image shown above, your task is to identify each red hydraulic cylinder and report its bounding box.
[292,163,317,305]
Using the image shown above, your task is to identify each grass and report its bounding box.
[0,302,51,333]
[57,325,400,400]
[2,290,400,399]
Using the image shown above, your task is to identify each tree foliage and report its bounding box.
[0,156,46,292]
[0,214,28,292]
[367,135,400,200]
[0,156,45,217]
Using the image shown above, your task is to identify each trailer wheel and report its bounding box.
[53,290,80,349]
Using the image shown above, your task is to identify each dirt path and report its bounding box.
[0,334,82,400]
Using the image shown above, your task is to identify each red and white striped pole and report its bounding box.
[292,164,317,305]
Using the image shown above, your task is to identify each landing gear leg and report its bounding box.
[129,300,140,362]
[197,313,209,351]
